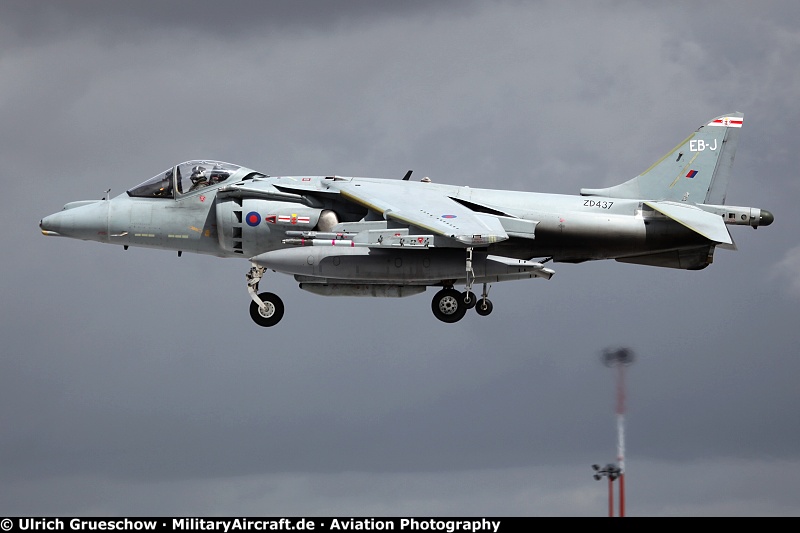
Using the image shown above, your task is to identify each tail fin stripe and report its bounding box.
[708,117,743,128]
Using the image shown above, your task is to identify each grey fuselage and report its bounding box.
[41,172,765,280]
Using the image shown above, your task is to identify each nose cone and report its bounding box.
[40,200,108,241]
[40,212,64,236]
[760,209,774,227]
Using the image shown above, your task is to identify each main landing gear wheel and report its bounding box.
[249,292,285,327]
[431,288,467,323]
[475,298,493,316]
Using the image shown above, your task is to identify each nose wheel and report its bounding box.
[249,292,285,327]
[246,264,285,327]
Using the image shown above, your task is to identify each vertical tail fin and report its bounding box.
[581,112,743,205]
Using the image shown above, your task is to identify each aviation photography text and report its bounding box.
[7,518,504,533]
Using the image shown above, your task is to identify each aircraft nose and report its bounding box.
[40,212,66,236]
[759,209,774,227]
[40,201,108,241]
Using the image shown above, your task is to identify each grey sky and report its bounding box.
[3,0,800,516]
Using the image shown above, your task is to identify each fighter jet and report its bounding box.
[40,112,773,326]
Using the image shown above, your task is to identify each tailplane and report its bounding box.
[581,112,743,205]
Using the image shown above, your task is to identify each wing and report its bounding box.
[329,180,509,247]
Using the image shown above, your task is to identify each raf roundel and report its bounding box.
[245,211,262,227]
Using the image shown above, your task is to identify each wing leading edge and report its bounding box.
[332,180,510,247]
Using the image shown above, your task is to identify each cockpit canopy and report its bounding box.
[127,160,243,199]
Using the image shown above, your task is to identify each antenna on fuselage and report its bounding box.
[402,170,413,181]
[103,189,111,200]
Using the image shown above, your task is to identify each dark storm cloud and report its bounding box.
[0,0,472,46]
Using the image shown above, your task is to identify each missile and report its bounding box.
[284,231,357,239]
[282,238,357,247]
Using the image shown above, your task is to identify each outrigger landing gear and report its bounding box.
[462,291,477,309]
[476,282,493,317]
[246,264,284,327]
[462,247,478,311]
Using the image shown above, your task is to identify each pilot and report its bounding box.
[189,165,209,190]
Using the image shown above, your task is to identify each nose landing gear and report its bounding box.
[247,264,285,327]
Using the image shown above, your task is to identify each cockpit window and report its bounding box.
[127,161,241,199]
[175,161,239,196]
[127,169,175,198]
